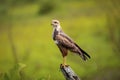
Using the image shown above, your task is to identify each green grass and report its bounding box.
[0,1,120,80]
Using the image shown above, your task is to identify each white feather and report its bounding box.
[54,40,58,44]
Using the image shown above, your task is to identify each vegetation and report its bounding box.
[0,0,120,80]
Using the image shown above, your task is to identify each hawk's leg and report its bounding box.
[57,45,68,67]
[62,56,67,67]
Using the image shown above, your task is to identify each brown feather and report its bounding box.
[55,33,90,60]
[57,45,68,57]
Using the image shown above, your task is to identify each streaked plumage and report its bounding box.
[51,20,90,66]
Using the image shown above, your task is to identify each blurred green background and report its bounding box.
[0,0,120,80]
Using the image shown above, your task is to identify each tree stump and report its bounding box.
[60,64,81,80]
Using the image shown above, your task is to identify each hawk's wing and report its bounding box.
[55,33,90,60]
[55,33,75,49]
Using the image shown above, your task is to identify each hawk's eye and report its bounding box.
[54,22,57,24]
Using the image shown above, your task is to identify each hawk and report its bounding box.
[51,20,90,66]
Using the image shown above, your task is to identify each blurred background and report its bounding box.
[0,0,120,80]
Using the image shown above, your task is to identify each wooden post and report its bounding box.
[60,64,81,80]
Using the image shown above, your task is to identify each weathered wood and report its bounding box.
[60,64,81,80]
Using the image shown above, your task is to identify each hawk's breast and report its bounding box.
[54,40,59,44]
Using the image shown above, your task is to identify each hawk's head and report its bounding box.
[51,20,60,28]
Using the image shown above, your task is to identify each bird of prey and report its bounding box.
[51,20,90,66]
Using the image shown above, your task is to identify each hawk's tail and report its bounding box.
[74,43,91,61]
[79,47,90,61]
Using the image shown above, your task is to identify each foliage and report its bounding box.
[95,0,120,54]
[0,63,27,80]
[38,0,58,15]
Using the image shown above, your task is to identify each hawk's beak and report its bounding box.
[51,23,53,25]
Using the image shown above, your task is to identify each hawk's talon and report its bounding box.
[60,64,69,68]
